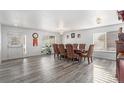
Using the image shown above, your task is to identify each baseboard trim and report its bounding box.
[2,54,53,62]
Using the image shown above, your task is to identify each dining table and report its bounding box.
[64,48,87,54]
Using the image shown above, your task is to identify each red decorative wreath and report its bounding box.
[32,33,39,39]
[32,33,39,46]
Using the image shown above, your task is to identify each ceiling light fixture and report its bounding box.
[96,17,101,24]
[58,20,64,35]
[14,23,18,26]
[60,31,63,35]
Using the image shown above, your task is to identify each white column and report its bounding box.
[0,24,1,64]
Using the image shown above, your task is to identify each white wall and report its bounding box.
[1,25,61,61]
[63,23,124,60]
[0,24,1,64]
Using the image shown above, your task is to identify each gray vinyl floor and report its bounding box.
[93,58,117,83]
[0,55,117,83]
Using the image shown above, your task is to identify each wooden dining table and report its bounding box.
[64,48,86,54]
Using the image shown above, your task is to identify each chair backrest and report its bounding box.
[66,44,74,58]
[73,44,78,49]
[118,33,124,41]
[87,44,94,57]
[53,44,59,54]
[58,44,65,54]
[116,41,124,56]
[79,44,86,50]
[116,41,124,53]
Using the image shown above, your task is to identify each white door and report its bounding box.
[7,32,24,59]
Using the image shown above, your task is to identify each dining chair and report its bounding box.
[58,44,66,60]
[73,44,78,50]
[66,44,82,63]
[79,44,86,51]
[53,44,60,58]
[81,44,94,64]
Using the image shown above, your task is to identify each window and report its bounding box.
[93,32,106,50]
[93,31,118,51]
[106,31,118,51]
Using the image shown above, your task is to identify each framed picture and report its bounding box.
[7,32,23,48]
[67,35,69,39]
[77,34,81,38]
[71,33,75,38]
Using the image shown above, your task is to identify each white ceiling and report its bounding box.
[0,10,122,32]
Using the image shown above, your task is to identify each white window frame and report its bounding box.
[93,32,116,52]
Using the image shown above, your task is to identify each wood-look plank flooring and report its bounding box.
[0,55,117,83]
[93,58,117,83]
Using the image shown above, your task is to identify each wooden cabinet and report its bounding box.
[119,60,124,82]
[116,41,124,82]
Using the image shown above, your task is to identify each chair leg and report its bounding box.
[78,57,82,64]
[91,57,93,63]
[64,55,67,61]
[59,55,61,60]
[72,58,74,61]
[84,57,86,61]
[67,58,69,62]
[57,54,59,59]
[87,57,90,64]
[80,57,82,62]
[64,55,66,61]
[72,58,75,64]
[54,54,55,58]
